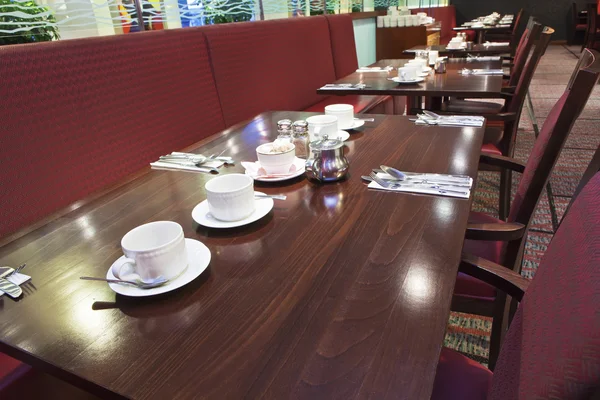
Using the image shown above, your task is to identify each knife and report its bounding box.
[0,277,22,298]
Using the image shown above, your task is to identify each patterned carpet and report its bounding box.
[443,44,600,367]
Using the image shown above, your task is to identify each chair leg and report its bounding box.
[526,90,540,138]
[499,168,511,221]
[488,292,507,371]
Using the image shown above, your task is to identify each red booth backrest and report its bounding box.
[325,14,359,78]
[0,29,225,240]
[203,17,337,127]
[412,6,457,43]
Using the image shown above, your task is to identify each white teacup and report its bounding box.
[325,104,354,130]
[256,141,296,174]
[398,66,418,81]
[306,115,339,140]
[408,59,427,70]
[205,174,255,222]
[112,221,187,282]
[428,50,439,66]
[397,15,406,27]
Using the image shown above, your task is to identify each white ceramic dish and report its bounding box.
[390,77,425,84]
[106,238,210,297]
[192,192,273,228]
[339,119,365,130]
[244,157,306,182]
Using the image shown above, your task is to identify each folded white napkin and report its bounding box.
[468,56,501,61]
[415,115,485,127]
[497,24,511,28]
[241,161,300,179]
[461,69,504,76]
[320,83,366,90]
[356,66,393,73]
[368,173,471,199]
[484,41,510,47]
[0,273,31,298]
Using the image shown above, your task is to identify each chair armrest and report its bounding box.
[479,153,526,172]
[483,112,517,122]
[465,221,526,241]
[502,56,514,61]
[501,86,516,93]
[460,252,530,301]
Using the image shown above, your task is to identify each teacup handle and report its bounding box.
[111,257,136,280]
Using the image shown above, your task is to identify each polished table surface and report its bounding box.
[0,112,484,399]
[317,58,504,98]
[405,44,511,56]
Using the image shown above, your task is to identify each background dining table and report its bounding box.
[404,44,512,56]
[454,14,514,43]
[0,112,484,399]
[317,59,505,114]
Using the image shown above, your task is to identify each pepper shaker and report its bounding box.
[277,119,293,144]
[292,120,309,159]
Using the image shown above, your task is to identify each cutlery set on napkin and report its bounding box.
[150,152,234,174]
[466,55,501,62]
[356,66,394,73]
[363,165,473,199]
[460,68,504,76]
[483,41,510,47]
[0,264,30,298]
[411,110,485,127]
[320,83,368,90]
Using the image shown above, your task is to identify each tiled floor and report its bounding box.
[444,44,600,366]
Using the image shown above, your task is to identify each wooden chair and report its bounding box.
[570,2,588,45]
[452,48,600,369]
[582,2,599,52]
[432,169,600,400]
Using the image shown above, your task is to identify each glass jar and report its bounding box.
[292,120,309,159]
[276,119,293,144]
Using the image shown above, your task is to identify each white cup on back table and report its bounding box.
[111,221,188,282]
[398,66,418,81]
[408,58,427,71]
[205,174,255,222]
[325,104,354,130]
[306,114,339,140]
[428,50,439,66]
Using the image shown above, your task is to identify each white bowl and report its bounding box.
[256,142,296,174]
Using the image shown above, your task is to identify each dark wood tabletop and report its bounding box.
[404,44,511,56]
[0,112,484,400]
[316,58,505,98]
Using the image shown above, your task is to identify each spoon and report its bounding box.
[255,194,287,200]
[80,276,169,289]
[380,165,407,180]
[158,158,219,173]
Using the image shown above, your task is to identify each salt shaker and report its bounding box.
[277,119,293,143]
[292,120,309,158]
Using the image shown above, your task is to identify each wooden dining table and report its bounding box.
[404,44,511,56]
[0,112,484,399]
[317,58,505,114]
[454,14,514,43]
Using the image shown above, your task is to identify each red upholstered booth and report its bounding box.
[0,28,226,242]
[411,6,462,44]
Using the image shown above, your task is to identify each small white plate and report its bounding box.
[192,192,273,229]
[244,157,305,182]
[422,67,433,73]
[337,130,350,141]
[389,77,425,84]
[339,119,365,130]
[106,238,211,297]
[418,72,430,77]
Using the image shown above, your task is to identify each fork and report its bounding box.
[0,263,26,279]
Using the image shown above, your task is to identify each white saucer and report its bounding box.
[390,77,425,84]
[337,130,350,141]
[422,67,433,73]
[192,191,273,228]
[106,238,211,297]
[244,157,305,182]
[339,119,365,130]
[419,72,430,77]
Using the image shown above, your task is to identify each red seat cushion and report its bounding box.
[304,95,391,114]
[204,17,337,127]
[455,212,506,300]
[0,28,226,240]
[325,14,359,79]
[431,348,492,400]
[0,354,29,391]
[481,143,502,155]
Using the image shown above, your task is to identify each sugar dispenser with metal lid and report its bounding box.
[292,120,309,159]
[305,135,349,182]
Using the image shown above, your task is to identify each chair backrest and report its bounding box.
[508,49,600,228]
[508,17,540,87]
[585,2,598,49]
[507,9,525,55]
[324,14,359,79]
[511,8,524,35]
[489,170,600,399]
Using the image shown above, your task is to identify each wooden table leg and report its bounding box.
[477,31,484,44]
